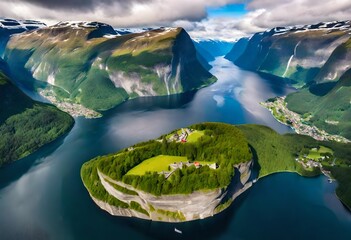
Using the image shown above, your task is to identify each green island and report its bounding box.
[0,69,74,166]
[81,122,351,222]
[81,123,253,222]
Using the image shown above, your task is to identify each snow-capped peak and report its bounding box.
[0,18,46,31]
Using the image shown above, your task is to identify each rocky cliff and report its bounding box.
[91,160,253,222]
[228,20,351,87]
[226,20,351,140]
[4,22,216,117]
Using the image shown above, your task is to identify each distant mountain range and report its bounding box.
[226,20,351,139]
[3,21,216,117]
[194,40,234,61]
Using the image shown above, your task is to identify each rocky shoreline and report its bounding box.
[90,160,254,222]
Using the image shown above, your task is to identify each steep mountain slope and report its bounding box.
[0,18,45,56]
[0,59,73,165]
[227,20,351,140]
[194,40,234,58]
[5,22,216,117]
[232,21,351,87]
[224,37,249,62]
[286,68,351,139]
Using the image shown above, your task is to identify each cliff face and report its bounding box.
[4,22,215,117]
[93,160,253,222]
[229,21,351,87]
[224,37,249,63]
[226,20,351,140]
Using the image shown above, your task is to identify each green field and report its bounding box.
[307,146,333,160]
[187,131,205,143]
[126,155,187,175]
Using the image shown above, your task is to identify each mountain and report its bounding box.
[226,20,351,140]
[194,40,234,60]
[4,22,216,117]
[114,27,154,35]
[0,59,73,166]
[286,68,351,139]
[224,37,249,62]
[0,18,45,57]
[230,20,351,87]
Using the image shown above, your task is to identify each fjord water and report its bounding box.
[0,57,350,239]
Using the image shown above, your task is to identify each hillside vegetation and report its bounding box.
[5,22,216,116]
[286,68,351,139]
[227,20,351,140]
[238,124,351,209]
[82,123,252,197]
[0,68,73,165]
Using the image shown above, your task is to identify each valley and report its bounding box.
[0,13,350,239]
[227,20,351,141]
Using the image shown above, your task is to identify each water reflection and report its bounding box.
[1,57,349,240]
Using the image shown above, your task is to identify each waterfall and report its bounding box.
[282,41,301,77]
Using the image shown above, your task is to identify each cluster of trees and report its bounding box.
[0,105,73,165]
[95,123,252,195]
[0,70,73,165]
[81,159,129,208]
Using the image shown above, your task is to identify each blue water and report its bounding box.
[0,57,350,239]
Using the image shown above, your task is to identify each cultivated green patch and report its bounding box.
[126,155,188,176]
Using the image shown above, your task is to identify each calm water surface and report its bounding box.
[0,57,350,240]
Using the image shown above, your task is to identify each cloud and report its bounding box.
[0,0,350,41]
[247,0,351,28]
[175,10,265,41]
[184,0,351,41]
[1,0,242,26]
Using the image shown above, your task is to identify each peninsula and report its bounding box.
[81,123,351,221]
[81,123,254,222]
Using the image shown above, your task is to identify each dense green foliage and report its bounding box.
[78,67,129,110]
[82,123,252,196]
[5,24,216,112]
[130,201,149,216]
[105,179,138,196]
[82,123,351,212]
[286,69,351,139]
[81,159,129,208]
[239,124,351,209]
[0,72,74,165]
[330,167,351,209]
[155,208,186,221]
[238,125,324,177]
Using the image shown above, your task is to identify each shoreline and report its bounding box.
[261,96,350,143]
[83,160,254,223]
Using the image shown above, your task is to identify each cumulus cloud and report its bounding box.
[247,0,351,28]
[0,0,242,26]
[185,0,351,41]
[175,9,266,41]
[0,0,350,41]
